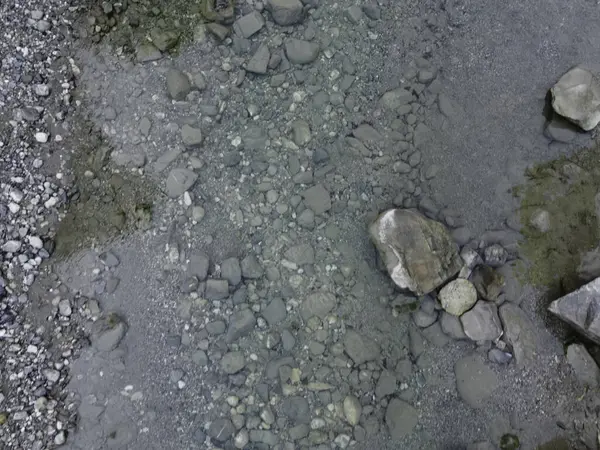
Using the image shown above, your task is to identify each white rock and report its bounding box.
[439,278,477,316]
[58,299,72,317]
[551,65,600,131]
[35,132,49,143]
[28,236,43,249]
[342,395,361,425]
[2,240,22,253]
[530,209,550,233]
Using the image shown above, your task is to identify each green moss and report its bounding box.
[536,437,571,450]
[514,141,600,295]
[500,434,520,450]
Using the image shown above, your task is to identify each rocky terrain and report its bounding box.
[2,0,600,449]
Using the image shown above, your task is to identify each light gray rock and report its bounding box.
[221,257,242,286]
[206,279,229,300]
[221,351,246,374]
[380,88,414,111]
[226,309,257,343]
[234,11,265,38]
[166,168,198,198]
[246,44,270,74]
[284,243,315,265]
[439,279,477,316]
[343,395,361,425]
[551,65,600,131]
[566,343,600,387]
[440,312,467,340]
[548,278,600,344]
[181,125,203,148]
[460,301,503,342]
[499,303,537,366]
[166,68,191,101]
[93,315,127,352]
[150,28,179,52]
[385,398,418,439]
[208,418,235,442]
[483,244,508,268]
[578,247,600,282]
[375,371,397,398]
[291,119,311,146]
[454,354,499,408]
[266,0,303,25]
[2,240,21,253]
[188,252,210,280]
[302,184,331,214]
[369,209,462,296]
[136,42,162,62]
[300,291,336,321]
[241,254,264,279]
[343,330,380,365]
[284,39,320,65]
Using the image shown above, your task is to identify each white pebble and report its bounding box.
[35,132,49,143]
[28,236,43,249]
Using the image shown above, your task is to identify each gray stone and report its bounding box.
[412,309,437,328]
[566,343,600,387]
[208,418,235,442]
[300,291,336,321]
[180,276,198,293]
[343,395,361,425]
[99,251,120,267]
[206,22,230,41]
[221,351,246,374]
[282,396,310,424]
[266,0,303,25]
[188,252,209,280]
[284,39,320,65]
[344,5,363,23]
[93,316,127,352]
[375,371,397,398]
[470,265,505,302]
[578,247,600,282]
[302,184,331,214]
[291,119,311,146]
[150,28,179,52]
[166,168,198,198]
[483,244,508,268]
[461,301,503,342]
[136,42,162,63]
[241,254,264,279]
[246,44,270,74]
[166,69,191,101]
[221,257,242,285]
[380,88,414,111]
[545,116,578,143]
[488,348,513,365]
[181,125,203,148]
[206,320,226,336]
[369,209,462,296]
[226,309,257,343]
[439,278,477,316]
[262,298,287,325]
[289,424,309,440]
[192,350,209,366]
[249,430,278,445]
[343,330,380,365]
[499,303,537,366]
[385,398,418,439]
[362,4,381,20]
[421,322,451,347]
[440,312,467,340]
[548,278,600,344]
[281,329,296,350]
[234,11,265,38]
[551,65,600,131]
[284,243,315,265]
[205,279,229,300]
[454,354,499,408]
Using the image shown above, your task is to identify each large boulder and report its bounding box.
[549,278,600,344]
[551,65,600,131]
[369,209,462,296]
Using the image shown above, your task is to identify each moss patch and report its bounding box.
[513,141,600,296]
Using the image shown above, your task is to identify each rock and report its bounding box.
[262,298,287,325]
[266,0,303,25]
[385,398,418,439]
[284,39,320,65]
[206,22,230,41]
[488,348,513,365]
[412,309,437,328]
[551,65,600,131]
[548,278,600,344]
[208,418,235,442]
[301,184,331,214]
[467,441,496,450]
[282,396,310,424]
[166,69,191,101]
[375,371,397,398]
[451,227,472,246]
[150,28,179,52]
[345,5,363,23]
[291,119,311,146]
[221,258,242,286]
[188,252,210,280]
[300,290,336,321]
[136,42,162,62]
[241,254,264,279]
[2,240,21,253]
[499,303,537,366]
[483,244,508,268]
[233,11,265,38]
[166,168,198,198]
[93,314,127,352]
[99,251,119,267]
[458,247,482,279]
[221,351,246,374]
[566,344,600,387]
[362,4,381,20]
[380,88,414,111]
[454,354,499,408]
[578,247,600,282]
[545,116,578,143]
[284,243,315,265]
[246,44,270,74]
[470,265,505,302]
[205,279,229,300]
[440,312,467,340]
[460,301,503,342]
[343,395,361,425]
[421,322,451,347]
[181,125,203,148]
[439,279,477,316]
[343,330,380,365]
[225,309,257,343]
[369,209,462,296]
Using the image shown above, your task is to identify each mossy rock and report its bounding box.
[500,434,520,450]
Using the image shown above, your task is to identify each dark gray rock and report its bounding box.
[266,0,303,25]
[548,278,600,344]
[282,396,310,424]
[221,351,246,374]
[460,301,503,342]
[284,39,320,65]
[375,371,397,398]
[385,398,418,439]
[483,244,508,267]
[578,247,600,282]
[166,69,191,101]
[300,290,336,321]
[343,330,380,365]
[488,348,513,365]
[208,418,235,442]
[226,309,257,343]
[205,279,229,300]
[440,312,467,340]
[181,125,203,148]
[470,265,505,302]
[241,254,264,279]
[246,44,270,74]
[92,315,127,352]
[454,354,499,408]
[150,28,179,52]
[221,257,242,286]
[302,184,331,214]
[262,298,287,325]
[284,243,315,265]
[499,303,537,366]
[188,252,210,280]
[234,11,265,38]
[206,320,226,336]
[566,343,600,387]
[166,168,197,198]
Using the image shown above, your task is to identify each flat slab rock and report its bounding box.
[369,208,462,296]
[548,278,600,345]
[454,354,499,408]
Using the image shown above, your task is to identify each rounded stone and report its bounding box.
[439,279,477,316]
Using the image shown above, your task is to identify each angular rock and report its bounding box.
[578,247,600,282]
[136,42,162,63]
[188,252,210,280]
[166,68,191,101]
[439,279,477,316]
[241,254,264,279]
[385,398,418,439]
[548,278,600,344]
[499,303,537,366]
[301,184,331,214]
[343,330,380,365]
[205,279,229,300]
[284,38,320,65]
[150,28,179,52]
[440,312,467,340]
[282,396,310,424]
[284,243,315,265]
[234,11,265,38]
[266,0,303,25]
[300,291,336,321]
[460,301,503,342]
[221,351,246,374]
[221,257,242,286]
[369,209,462,296]
[454,354,499,408]
[470,265,505,302]
[225,309,257,343]
[166,168,198,198]
[246,44,270,74]
[483,244,508,268]
[375,371,397,398]
[566,343,600,388]
[343,395,361,425]
[262,298,287,325]
[92,314,127,352]
[291,119,311,146]
[208,418,235,442]
[551,65,600,131]
[379,88,414,111]
[181,125,203,148]
[206,23,230,41]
